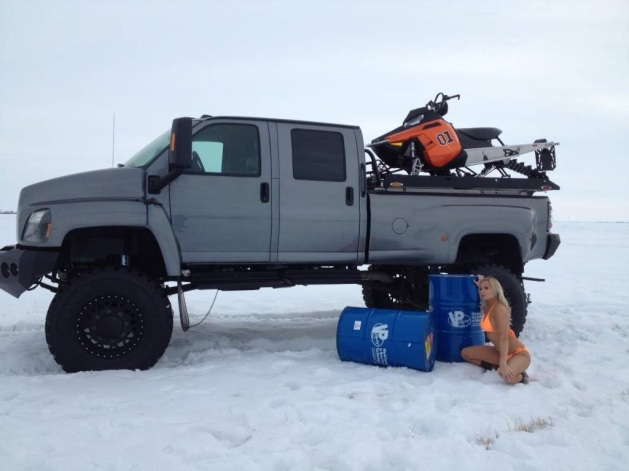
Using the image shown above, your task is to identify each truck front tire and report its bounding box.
[45,268,173,373]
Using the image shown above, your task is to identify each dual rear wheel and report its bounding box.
[362,263,528,336]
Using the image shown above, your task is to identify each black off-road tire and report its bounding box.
[45,268,173,373]
[362,266,430,311]
[472,264,528,336]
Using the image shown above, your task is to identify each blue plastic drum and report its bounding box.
[429,274,484,362]
[336,307,436,372]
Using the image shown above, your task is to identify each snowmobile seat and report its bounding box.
[458,127,502,141]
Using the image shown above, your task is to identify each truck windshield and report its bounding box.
[123,130,170,168]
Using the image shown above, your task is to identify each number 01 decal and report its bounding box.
[436,130,455,146]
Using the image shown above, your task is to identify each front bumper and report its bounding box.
[542,233,561,260]
[0,245,58,298]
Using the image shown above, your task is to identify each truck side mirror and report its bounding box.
[168,118,193,169]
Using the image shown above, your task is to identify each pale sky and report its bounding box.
[1,0,628,221]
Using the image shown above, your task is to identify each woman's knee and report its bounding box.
[508,352,531,371]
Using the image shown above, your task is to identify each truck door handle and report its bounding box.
[346,186,354,206]
[360,163,366,197]
[260,182,270,203]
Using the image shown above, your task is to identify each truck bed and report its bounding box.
[377,173,560,196]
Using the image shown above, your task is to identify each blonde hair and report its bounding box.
[481,276,511,318]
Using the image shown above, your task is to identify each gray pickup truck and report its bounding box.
[0,115,560,372]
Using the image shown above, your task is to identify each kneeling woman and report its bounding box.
[461,276,530,384]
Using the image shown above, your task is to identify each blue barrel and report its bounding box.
[429,274,484,362]
[336,307,436,372]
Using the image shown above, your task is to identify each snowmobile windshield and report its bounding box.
[404,106,429,124]
[122,129,171,168]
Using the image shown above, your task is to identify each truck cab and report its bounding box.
[145,117,368,265]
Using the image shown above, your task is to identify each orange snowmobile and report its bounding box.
[369,93,558,176]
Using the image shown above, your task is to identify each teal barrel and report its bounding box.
[336,307,436,372]
[429,274,484,362]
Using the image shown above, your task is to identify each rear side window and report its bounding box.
[291,129,346,182]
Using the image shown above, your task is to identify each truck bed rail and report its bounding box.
[378,174,559,196]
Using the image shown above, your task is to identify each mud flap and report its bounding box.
[177,280,190,332]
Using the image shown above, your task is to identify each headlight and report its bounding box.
[22,209,52,242]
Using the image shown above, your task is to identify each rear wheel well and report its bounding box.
[454,233,523,274]
[59,226,166,278]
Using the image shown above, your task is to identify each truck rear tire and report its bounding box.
[45,268,173,373]
[362,266,429,311]
[472,264,527,336]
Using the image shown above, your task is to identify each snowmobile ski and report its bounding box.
[461,141,558,168]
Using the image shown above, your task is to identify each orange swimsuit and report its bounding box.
[481,303,528,358]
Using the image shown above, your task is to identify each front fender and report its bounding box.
[54,201,182,277]
[147,203,181,277]
[20,200,147,248]
[20,200,181,278]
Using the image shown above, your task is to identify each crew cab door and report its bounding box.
[169,120,272,263]
[275,122,365,263]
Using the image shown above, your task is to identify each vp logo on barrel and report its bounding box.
[371,323,389,346]
[371,323,389,365]
[447,310,471,328]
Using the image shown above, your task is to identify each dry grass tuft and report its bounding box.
[507,416,553,433]
[475,433,499,450]
[611,323,626,337]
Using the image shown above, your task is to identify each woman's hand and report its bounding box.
[498,364,515,382]
[474,274,485,287]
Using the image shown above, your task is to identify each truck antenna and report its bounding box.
[111,113,116,168]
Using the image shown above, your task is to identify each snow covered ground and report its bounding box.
[0,216,628,471]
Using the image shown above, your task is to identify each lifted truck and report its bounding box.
[0,114,560,372]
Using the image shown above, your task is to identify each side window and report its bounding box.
[291,129,346,182]
[190,123,260,176]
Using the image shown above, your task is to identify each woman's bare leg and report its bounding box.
[504,352,531,384]
[461,345,500,367]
